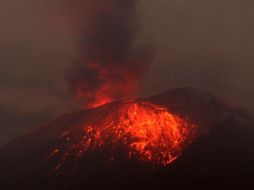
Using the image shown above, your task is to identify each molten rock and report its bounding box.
[1,88,254,190]
[51,102,197,173]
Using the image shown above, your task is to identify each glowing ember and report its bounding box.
[67,0,151,109]
[50,102,197,173]
[75,60,143,108]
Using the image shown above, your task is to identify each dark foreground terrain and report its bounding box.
[0,88,254,190]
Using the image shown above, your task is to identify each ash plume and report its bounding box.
[67,0,151,108]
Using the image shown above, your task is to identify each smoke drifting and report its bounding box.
[68,0,151,108]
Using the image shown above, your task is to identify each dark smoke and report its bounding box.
[67,0,151,108]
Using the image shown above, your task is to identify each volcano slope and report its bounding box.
[0,88,254,190]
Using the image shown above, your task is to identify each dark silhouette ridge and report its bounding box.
[0,88,254,190]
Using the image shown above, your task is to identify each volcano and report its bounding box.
[1,88,254,190]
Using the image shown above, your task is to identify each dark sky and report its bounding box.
[1,0,254,143]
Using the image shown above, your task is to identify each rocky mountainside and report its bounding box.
[0,88,254,190]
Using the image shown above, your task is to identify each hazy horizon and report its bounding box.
[1,0,254,143]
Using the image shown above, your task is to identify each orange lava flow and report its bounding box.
[50,102,197,172]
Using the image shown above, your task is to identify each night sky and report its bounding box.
[1,0,254,143]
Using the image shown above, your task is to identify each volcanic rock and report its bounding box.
[0,88,254,190]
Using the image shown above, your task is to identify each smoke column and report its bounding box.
[68,0,151,108]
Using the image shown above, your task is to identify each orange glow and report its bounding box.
[75,60,143,108]
[50,102,197,172]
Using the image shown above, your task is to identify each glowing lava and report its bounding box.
[74,60,144,108]
[50,102,197,173]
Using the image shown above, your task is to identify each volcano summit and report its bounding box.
[0,88,254,190]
